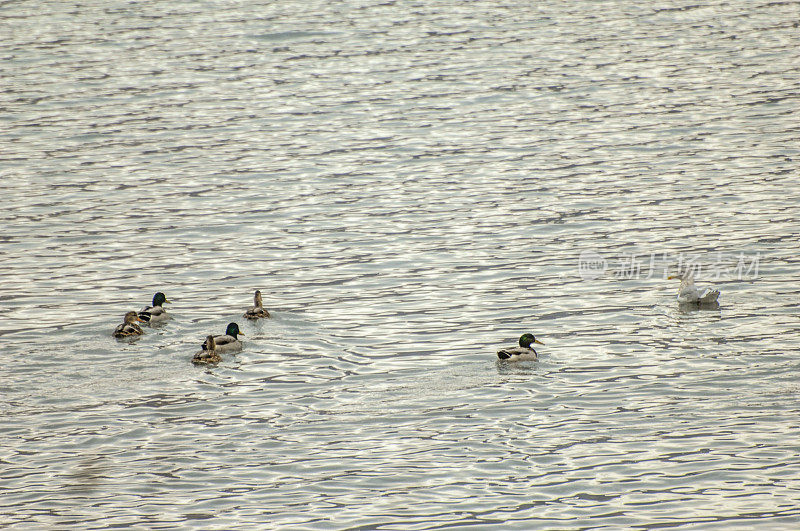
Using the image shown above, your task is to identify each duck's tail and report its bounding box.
[699,289,720,304]
[497,349,512,360]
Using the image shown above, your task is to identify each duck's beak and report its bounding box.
[164,298,172,304]
[238,331,245,336]
[667,275,679,280]
[534,339,544,345]
[136,316,145,322]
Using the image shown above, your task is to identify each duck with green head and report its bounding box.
[138,292,171,324]
[202,322,244,354]
[113,311,145,338]
[497,333,544,361]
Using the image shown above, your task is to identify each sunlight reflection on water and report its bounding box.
[2,0,799,529]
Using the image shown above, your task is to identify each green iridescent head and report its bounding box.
[225,322,243,337]
[519,333,544,348]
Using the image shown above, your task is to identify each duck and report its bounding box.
[138,292,171,324]
[192,335,221,364]
[497,333,544,361]
[113,311,145,338]
[201,322,244,354]
[667,271,720,306]
[243,290,270,319]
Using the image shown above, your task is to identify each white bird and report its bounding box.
[668,272,720,306]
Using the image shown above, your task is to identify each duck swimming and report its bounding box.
[497,333,544,361]
[192,335,221,364]
[201,322,244,354]
[243,290,270,320]
[138,292,171,324]
[667,271,720,306]
[113,311,145,338]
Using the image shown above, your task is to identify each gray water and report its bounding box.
[2,0,800,529]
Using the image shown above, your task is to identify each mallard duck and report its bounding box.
[192,335,221,364]
[497,333,544,361]
[243,290,270,319]
[667,272,720,306]
[138,292,171,324]
[113,311,145,338]
[201,322,244,354]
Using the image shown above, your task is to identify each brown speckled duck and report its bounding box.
[192,335,221,364]
[243,290,270,320]
[113,311,145,338]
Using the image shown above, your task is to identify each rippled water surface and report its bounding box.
[2,0,800,528]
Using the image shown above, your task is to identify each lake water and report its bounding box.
[2,0,799,528]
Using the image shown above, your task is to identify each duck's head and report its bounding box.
[254,290,263,307]
[153,292,171,306]
[205,334,216,351]
[519,333,544,348]
[225,322,244,337]
[667,271,697,290]
[124,310,144,324]
[667,269,695,281]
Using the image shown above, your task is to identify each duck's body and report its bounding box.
[139,292,171,324]
[497,333,543,361]
[113,311,145,338]
[201,322,244,354]
[668,273,720,306]
[243,290,270,320]
[193,335,221,364]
